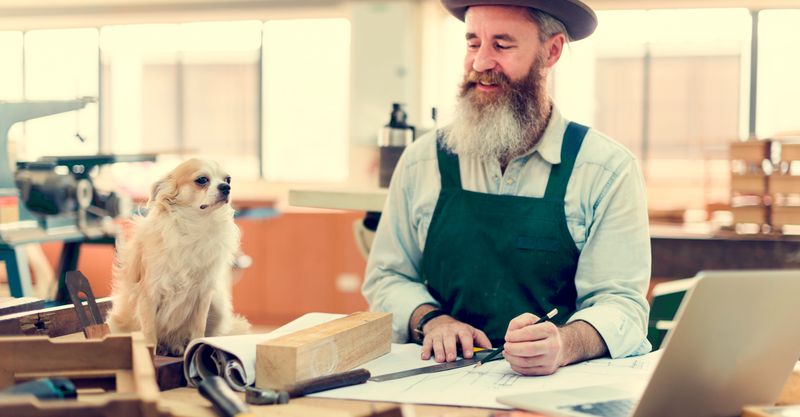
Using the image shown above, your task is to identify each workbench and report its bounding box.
[158,368,800,417]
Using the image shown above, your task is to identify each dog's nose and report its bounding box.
[218,183,231,195]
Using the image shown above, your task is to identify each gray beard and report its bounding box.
[443,64,551,164]
[444,97,546,164]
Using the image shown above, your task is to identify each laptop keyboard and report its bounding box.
[560,399,636,417]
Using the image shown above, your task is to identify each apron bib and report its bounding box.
[421,122,588,344]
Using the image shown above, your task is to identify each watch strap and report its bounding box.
[413,308,447,340]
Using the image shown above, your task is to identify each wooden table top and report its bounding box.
[159,370,800,417]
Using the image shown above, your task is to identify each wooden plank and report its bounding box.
[771,175,800,196]
[0,297,112,337]
[0,335,133,387]
[0,297,45,316]
[730,174,767,195]
[256,312,391,390]
[731,206,767,225]
[0,398,157,417]
[779,143,800,161]
[730,140,770,162]
[773,207,800,228]
[289,187,388,212]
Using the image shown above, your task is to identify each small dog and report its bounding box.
[108,158,250,356]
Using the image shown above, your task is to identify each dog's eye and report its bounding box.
[195,177,209,186]
[224,176,231,184]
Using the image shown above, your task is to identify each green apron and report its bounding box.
[421,122,588,345]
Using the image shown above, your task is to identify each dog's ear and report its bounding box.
[148,175,178,209]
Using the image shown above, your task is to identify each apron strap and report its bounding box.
[436,130,462,190]
[544,122,589,200]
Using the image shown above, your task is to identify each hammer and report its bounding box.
[245,368,371,405]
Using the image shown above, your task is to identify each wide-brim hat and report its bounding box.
[441,0,597,41]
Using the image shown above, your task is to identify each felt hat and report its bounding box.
[441,0,597,41]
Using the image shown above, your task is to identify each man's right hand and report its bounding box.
[420,315,492,363]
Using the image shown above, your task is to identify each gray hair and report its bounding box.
[526,8,570,42]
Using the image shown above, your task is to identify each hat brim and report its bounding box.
[441,0,597,41]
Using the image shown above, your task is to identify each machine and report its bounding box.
[0,98,155,299]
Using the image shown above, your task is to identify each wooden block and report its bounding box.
[256,312,391,390]
[84,323,111,339]
[153,355,187,391]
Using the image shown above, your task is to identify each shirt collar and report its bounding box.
[520,105,567,165]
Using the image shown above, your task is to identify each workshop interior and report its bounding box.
[1,0,800,416]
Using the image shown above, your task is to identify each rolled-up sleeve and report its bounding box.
[362,154,439,343]
[567,156,653,358]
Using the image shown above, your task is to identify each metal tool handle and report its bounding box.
[286,368,371,397]
[199,376,253,417]
[65,271,103,326]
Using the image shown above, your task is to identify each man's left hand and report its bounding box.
[503,312,565,376]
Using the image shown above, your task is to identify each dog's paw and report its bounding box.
[156,341,187,357]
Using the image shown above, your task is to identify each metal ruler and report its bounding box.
[369,350,492,382]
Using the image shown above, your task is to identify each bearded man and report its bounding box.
[363,0,652,376]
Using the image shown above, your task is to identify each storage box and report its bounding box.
[0,333,165,417]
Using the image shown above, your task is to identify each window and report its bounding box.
[261,19,351,182]
[100,22,262,179]
[20,29,100,160]
[554,9,751,211]
[0,31,23,101]
[757,10,800,138]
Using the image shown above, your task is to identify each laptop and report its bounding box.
[497,270,800,417]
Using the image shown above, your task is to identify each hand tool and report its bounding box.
[198,376,255,417]
[0,377,76,400]
[65,270,109,339]
[245,368,371,405]
[369,350,492,382]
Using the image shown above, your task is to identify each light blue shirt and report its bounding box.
[362,106,653,358]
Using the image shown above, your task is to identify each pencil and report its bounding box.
[474,308,559,368]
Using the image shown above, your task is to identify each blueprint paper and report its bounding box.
[313,345,661,409]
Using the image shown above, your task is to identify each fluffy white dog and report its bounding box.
[107,158,250,356]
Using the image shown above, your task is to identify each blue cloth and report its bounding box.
[362,106,653,358]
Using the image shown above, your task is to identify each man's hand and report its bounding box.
[503,312,565,376]
[409,304,492,362]
[420,315,492,363]
[503,313,609,376]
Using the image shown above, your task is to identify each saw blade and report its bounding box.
[369,350,492,382]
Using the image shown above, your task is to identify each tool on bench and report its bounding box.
[0,377,77,400]
[65,270,110,339]
[245,368,371,405]
[199,376,255,417]
[369,349,494,382]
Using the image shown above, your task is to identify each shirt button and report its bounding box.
[506,178,514,185]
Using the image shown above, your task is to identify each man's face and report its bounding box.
[463,5,544,90]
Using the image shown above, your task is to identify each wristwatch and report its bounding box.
[412,308,447,341]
